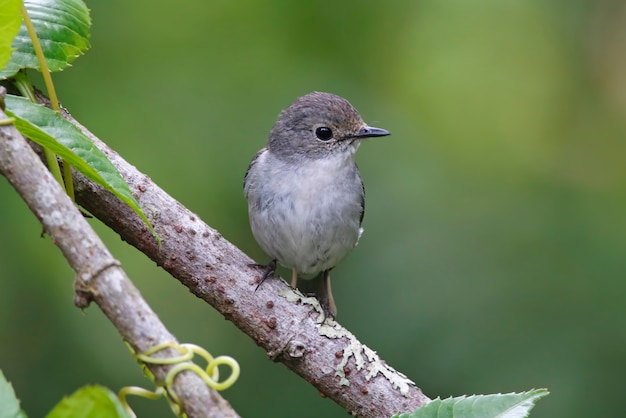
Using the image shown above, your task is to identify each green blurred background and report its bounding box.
[2,0,625,416]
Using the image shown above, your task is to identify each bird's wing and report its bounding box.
[359,177,365,226]
[243,147,267,195]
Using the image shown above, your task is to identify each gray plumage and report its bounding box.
[244,92,389,316]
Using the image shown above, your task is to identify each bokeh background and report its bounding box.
[2,0,625,416]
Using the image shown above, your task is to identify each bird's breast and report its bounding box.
[246,151,364,274]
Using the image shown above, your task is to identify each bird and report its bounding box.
[244,92,389,317]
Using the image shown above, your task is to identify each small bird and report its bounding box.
[244,92,389,317]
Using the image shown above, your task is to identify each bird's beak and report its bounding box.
[353,125,390,138]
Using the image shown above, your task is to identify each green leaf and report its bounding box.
[393,389,549,418]
[4,95,159,243]
[0,369,27,418]
[0,0,23,73]
[0,0,91,80]
[45,385,132,418]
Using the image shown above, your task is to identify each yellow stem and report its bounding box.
[21,4,60,112]
[13,72,65,191]
[62,162,75,200]
[21,4,72,197]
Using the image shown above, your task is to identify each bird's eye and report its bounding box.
[315,127,333,141]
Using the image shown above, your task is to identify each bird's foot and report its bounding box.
[249,259,277,291]
[303,291,335,321]
[318,293,336,321]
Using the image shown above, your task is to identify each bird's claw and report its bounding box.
[250,259,277,291]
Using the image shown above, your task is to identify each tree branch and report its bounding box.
[35,91,432,417]
[0,87,240,418]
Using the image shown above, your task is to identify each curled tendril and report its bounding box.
[119,342,240,418]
